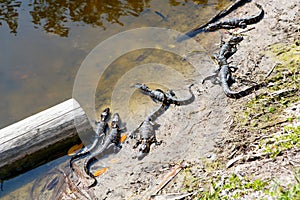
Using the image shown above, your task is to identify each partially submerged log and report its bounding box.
[0,98,92,181]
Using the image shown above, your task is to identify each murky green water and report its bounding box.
[0,0,231,198]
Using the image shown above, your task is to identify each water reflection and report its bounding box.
[0,0,21,34]
[0,0,231,36]
[0,0,152,37]
[0,0,233,198]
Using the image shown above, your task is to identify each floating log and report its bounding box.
[0,98,92,181]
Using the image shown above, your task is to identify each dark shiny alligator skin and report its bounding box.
[219,63,266,99]
[177,2,263,42]
[84,113,124,188]
[129,102,166,160]
[69,108,110,171]
[204,3,264,31]
[214,36,244,67]
[213,35,266,98]
[134,83,195,107]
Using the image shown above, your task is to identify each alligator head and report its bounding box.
[100,107,110,121]
[111,113,120,128]
[137,139,151,160]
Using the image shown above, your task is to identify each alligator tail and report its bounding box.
[245,3,264,24]
[177,29,205,42]
[175,84,195,106]
[84,157,98,188]
[149,94,168,121]
[223,82,266,99]
[70,137,101,170]
[70,151,89,171]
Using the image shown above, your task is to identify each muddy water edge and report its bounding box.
[0,0,234,199]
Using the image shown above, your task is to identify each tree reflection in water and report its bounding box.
[1,0,152,37]
[0,0,221,37]
[0,0,21,34]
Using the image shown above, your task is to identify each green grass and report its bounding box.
[234,40,300,132]
[260,126,300,158]
[181,41,300,199]
[268,169,300,199]
[194,174,268,199]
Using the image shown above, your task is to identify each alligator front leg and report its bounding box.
[133,140,142,149]
[154,137,162,146]
[129,122,143,139]
[221,24,241,29]
[237,21,247,28]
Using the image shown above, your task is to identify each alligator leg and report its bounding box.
[133,140,142,149]
[153,137,162,145]
[238,22,247,28]
[229,65,238,72]
[129,122,143,139]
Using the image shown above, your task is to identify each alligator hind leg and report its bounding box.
[167,89,176,97]
[151,136,162,146]
[229,65,238,72]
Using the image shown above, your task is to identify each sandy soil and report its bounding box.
[83,0,299,199]
[22,1,298,200]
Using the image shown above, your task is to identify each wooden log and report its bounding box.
[0,98,93,181]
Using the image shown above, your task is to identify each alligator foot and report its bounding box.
[87,177,97,189]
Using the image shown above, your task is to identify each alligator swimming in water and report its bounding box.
[84,113,124,188]
[177,3,264,42]
[69,108,110,171]
[134,83,195,107]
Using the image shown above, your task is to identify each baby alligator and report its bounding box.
[204,3,264,31]
[84,113,124,188]
[134,83,195,107]
[177,3,264,41]
[219,63,266,99]
[69,108,110,170]
[215,36,265,98]
[129,102,166,160]
[214,36,244,66]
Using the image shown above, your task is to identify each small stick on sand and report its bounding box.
[265,63,280,79]
[143,161,187,200]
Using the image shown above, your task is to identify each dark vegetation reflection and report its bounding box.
[0,0,21,34]
[29,0,152,37]
[1,0,153,36]
[0,0,217,37]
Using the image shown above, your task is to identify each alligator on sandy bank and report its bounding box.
[214,35,244,66]
[134,83,195,107]
[177,2,264,42]
[69,108,110,171]
[204,35,266,98]
[129,100,167,160]
[84,113,125,188]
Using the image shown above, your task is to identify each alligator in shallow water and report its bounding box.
[84,113,124,188]
[134,83,195,107]
[69,108,110,171]
[177,3,264,41]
